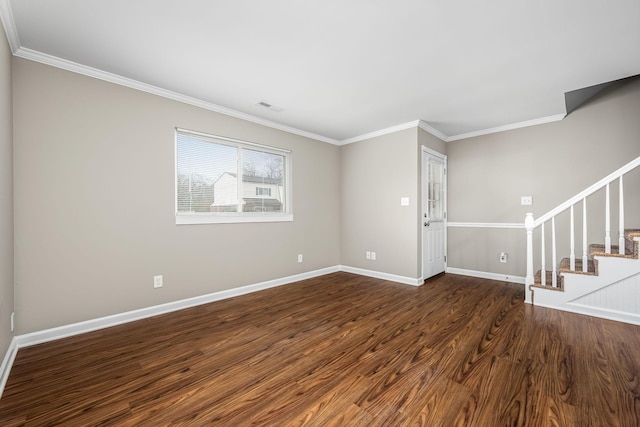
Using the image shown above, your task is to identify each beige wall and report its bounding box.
[0,27,13,356]
[9,51,640,336]
[13,59,341,334]
[447,78,640,276]
[341,128,421,279]
[339,127,447,281]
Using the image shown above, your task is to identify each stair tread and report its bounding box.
[625,228,640,237]
[531,229,640,293]
[533,270,564,290]
[589,243,634,257]
[589,230,639,258]
[559,257,597,275]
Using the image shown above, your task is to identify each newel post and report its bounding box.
[524,213,535,304]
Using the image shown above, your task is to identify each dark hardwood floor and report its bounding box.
[1,272,639,426]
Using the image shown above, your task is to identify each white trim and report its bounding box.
[340,120,422,145]
[340,119,450,145]
[7,264,422,351]
[534,302,640,326]
[13,266,339,349]
[339,265,423,286]
[0,337,18,398]
[446,267,525,285]
[12,47,340,146]
[534,155,640,226]
[1,264,418,393]
[0,10,572,150]
[3,45,571,148]
[176,213,293,225]
[446,113,566,142]
[339,113,567,145]
[417,120,449,142]
[447,222,525,229]
[421,145,446,160]
[0,0,19,53]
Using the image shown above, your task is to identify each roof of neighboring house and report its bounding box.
[217,172,282,185]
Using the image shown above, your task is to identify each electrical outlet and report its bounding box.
[520,196,532,206]
[153,275,163,288]
[366,251,371,260]
[499,252,508,263]
[297,254,303,263]
[371,252,376,260]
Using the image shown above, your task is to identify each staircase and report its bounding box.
[524,156,640,325]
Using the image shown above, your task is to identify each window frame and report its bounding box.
[175,128,293,225]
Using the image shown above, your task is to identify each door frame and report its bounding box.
[421,146,448,281]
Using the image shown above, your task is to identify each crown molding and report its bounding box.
[0,0,19,53]
[338,118,451,145]
[340,120,423,145]
[339,113,568,145]
[3,0,567,149]
[446,113,566,142]
[417,120,449,141]
[13,47,341,145]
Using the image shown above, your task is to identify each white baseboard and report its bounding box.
[534,302,640,326]
[14,266,341,350]
[0,264,421,397]
[446,267,525,285]
[339,265,423,286]
[0,337,18,399]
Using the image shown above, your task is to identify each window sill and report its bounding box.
[176,213,294,225]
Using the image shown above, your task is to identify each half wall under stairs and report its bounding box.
[530,230,640,325]
[524,155,640,325]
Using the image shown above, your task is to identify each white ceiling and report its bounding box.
[2,0,640,144]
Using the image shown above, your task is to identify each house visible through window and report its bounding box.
[256,187,271,196]
[175,128,292,224]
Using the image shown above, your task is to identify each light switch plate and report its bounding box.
[153,275,163,288]
[521,196,532,206]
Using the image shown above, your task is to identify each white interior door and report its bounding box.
[422,148,446,280]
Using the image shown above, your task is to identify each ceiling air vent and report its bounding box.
[256,101,284,112]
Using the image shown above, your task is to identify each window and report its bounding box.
[256,187,271,196]
[175,128,292,224]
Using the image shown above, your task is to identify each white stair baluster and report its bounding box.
[524,213,534,294]
[583,198,588,272]
[552,217,557,288]
[570,205,575,271]
[619,176,625,254]
[605,183,611,254]
[541,223,546,286]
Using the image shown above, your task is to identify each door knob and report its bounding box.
[425,221,430,227]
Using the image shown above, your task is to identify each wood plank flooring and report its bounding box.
[1,272,639,426]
